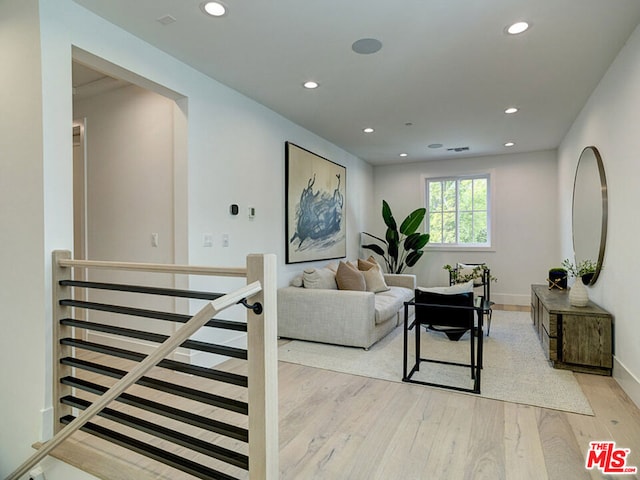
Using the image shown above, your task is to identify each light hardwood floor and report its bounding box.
[47,309,640,480]
[48,360,640,480]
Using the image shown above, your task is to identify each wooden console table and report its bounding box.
[531,284,612,375]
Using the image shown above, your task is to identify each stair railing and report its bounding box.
[7,251,278,480]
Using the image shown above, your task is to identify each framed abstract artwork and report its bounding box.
[285,142,346,264]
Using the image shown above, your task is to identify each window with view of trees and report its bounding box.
[426,175,490,246]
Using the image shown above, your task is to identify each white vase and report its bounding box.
[569,279,589,307]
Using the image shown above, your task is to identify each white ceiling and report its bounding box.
[71,0,640,165]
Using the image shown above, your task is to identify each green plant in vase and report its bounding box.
[562,259,597,285]
[443,264,497,284]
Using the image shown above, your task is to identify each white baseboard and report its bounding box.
[613,356,640,410]
[492,293,530,306]
[41,406,53,441]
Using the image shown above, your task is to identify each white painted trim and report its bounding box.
[613,356,640,410]
[40,407,54,441]
[493,293,530,306]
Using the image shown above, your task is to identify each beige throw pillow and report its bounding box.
[366,255,381,269]
[336,261,366,291]
[362,265,390,293]
[358,258,376,271]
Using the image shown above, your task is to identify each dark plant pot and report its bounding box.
[548,269,567,290]
[582,272,594,285]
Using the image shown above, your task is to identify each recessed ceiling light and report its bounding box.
[428,143,443,149]
[201,1,226,17]
[507,21,530,35]
[504,107,519,114]
[363,127,374,133]
[303,81,319,89]
[399,153,408,157]
[504,142,515,147]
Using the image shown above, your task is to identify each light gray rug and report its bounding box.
[278,310,594,415]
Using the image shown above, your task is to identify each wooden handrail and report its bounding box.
[6,281,263,480]
[57,257,247,277]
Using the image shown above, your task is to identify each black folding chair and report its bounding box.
[402,290,484,394]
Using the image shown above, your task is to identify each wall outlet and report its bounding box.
[29,466,45,480]
[203,233,213,247]
[222,233,229,247]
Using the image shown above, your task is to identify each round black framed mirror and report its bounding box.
[572,146,608,285]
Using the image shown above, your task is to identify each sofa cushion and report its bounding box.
[336,261,366,291]
[303,267,337,289]
[374,286,413,324]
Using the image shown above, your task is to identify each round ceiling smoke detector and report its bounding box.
[352,38,383,55]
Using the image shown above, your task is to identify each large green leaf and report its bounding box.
[399,208,426,235]
[385,227,399,247]
[403,233,421,251]
[404,232,430,251]
[361,243,385,256]
[405,250,424,267]
[382,200,397,231]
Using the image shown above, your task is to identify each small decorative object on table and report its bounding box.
[562,259,596,307]
[547,267,568,290]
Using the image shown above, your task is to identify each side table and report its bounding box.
[531,284,613,375]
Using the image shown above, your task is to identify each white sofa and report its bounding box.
[277,272,415,349]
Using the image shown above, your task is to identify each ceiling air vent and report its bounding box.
[447,146,470,152]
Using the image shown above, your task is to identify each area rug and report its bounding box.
[278,310,594,415]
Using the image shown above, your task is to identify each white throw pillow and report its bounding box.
[303,267,338,289]
[417,280,474,295]
[290,275,303,287]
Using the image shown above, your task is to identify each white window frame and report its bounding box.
[424,173,494,251]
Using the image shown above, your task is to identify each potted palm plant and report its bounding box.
[362,200,430,274]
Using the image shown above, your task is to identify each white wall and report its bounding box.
[0,0,373,476]
[373,150,559,305]
[558,23,640,405]
[0,0,48,474]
